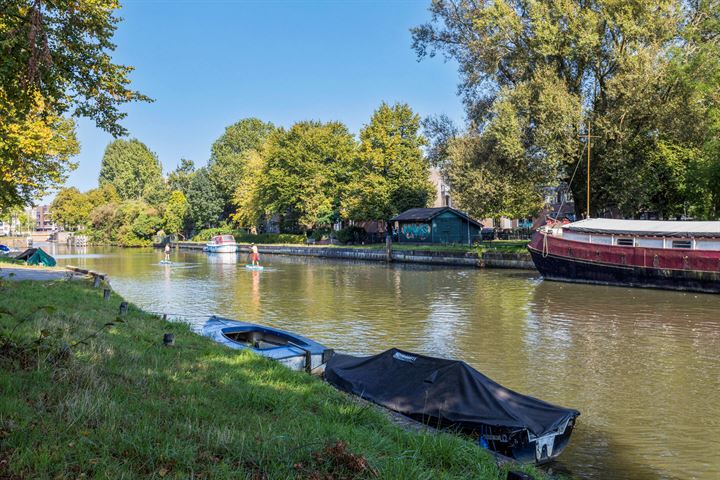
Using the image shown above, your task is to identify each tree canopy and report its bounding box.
[208,118,275,204]
[99,139,163,200]
[413,0,720,219]
[258,121,357,231]
[0,0,150,207]
[342,103,433,222]
[186,168,225,230]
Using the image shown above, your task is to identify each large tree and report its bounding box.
[342,102,434,224]
[167,159,196,195]
[163,190,189,236]
[0,1,150,207]
[99,139,163,200]
[258,121,356,231]
[208,118,275,208]
[186,167,224,231]
[412,0,720,219]
[50,187,91,230]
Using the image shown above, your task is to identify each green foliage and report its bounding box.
[335,226,367,244]
[99,139,163,200]
[186,168,225,230]
[163,190,189,236]
[0,1,150,207]
[208,118,275,202]
[258,121,357,231]
[130,214,163,239]
[167,159,195,195]
[413,0,720,219]
[342,103,433,222]
[0,91,79,207]
[192,228,305,244]
[50,187,91,231]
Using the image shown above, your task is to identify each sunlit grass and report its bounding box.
[0,280,543,479]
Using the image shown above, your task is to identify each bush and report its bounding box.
[192,228,305,244]
[335,226,367,244]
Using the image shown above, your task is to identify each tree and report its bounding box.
[167,159,196,195]
[50,187,91,230]
[99,139,163,200]
[342,103,433,224]
[258,121,356,231]
[412,0,720,219]
[208,118,275,206]
[86,184,120,209]
[230,150,266,228]
[186,168,224,230]
[163,190,189,236]
[0,1,150,207]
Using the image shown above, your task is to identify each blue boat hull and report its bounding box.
[201,316,332,372]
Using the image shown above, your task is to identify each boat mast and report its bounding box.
[580,122,597,219]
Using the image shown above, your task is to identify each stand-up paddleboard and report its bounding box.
[245,265,264,270]
[160,260,172,265]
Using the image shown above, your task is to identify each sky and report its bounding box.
[59,0,465,198]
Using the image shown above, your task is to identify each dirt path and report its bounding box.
[0,266,79,281]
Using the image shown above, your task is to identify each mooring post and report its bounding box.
[103,288,111,301]
[385,233,393,263]
[163,333,175,346]
[93,275,101,288]
[162,314,167,321]
[119,302,128,316]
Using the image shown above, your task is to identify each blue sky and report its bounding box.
[60,0,464,197]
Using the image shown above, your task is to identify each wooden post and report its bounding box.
[385,233,392,263]
[103,288,111,301]
[93,275,101,288]
[162,314,167,321]
[119,302,128,316]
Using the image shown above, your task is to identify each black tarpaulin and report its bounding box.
[325,349,579,437]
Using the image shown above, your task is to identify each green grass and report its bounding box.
[0,280,543,479]
[0,256,23,265]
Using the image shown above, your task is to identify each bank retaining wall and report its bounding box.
[174,242,534,270]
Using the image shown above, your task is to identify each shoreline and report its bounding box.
[172,241,536,270]
[0,278,543,479]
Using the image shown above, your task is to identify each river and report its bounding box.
[44,244,719,480]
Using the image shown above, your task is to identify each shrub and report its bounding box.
[335,226,367,244]
[192,228,305,244]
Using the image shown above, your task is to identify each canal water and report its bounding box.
[46,245,719,480]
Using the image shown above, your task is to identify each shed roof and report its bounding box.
[564,219,720,238]
[391,207,483,228]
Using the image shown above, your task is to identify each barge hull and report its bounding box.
[529,248,720,293]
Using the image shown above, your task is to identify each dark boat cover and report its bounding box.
[325,349,579,437]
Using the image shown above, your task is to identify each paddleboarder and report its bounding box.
[164,243,171,263]
[250,243,260,267]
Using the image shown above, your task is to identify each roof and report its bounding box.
[564,219,720,238]
[390,207,483,228]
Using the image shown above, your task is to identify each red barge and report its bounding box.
[528,219,720,293]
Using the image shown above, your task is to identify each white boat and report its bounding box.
[203,234,238,253]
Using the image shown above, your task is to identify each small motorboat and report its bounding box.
[203,234,238,253]
[325,348,579,464]
[201,316,333,373]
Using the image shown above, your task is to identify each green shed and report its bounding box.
[391,207,483,245]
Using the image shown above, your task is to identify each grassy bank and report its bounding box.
[0,280,541,479]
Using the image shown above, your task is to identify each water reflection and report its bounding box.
[48,245,720,480]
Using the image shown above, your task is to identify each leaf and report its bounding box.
[104,322,115,327]
[40,329,50,337]
[158,467,168,477]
